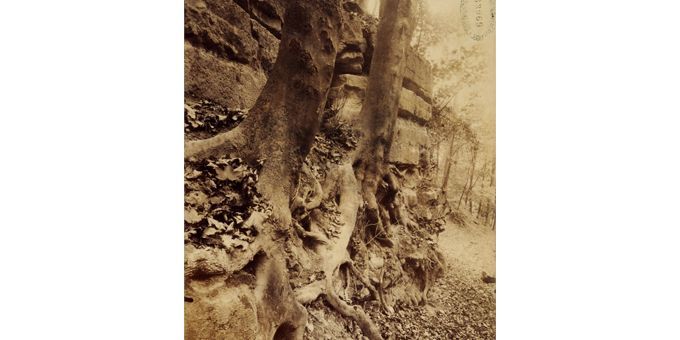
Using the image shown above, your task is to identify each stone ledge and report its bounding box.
[233,0,283,38]
[403,47,433,103]
[389,118,430,166]
[185,0,258,67]
[185,42,267,109]
[327,74,368,125]
[250,18,279,74]
[398,87,432,122]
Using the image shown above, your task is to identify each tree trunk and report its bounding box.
[185,0,342,225]
[353,0,415,234]
[440,131,457,194]
[458,146,478,209]
[490,158,496,186]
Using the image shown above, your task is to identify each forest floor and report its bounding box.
[305,217,496,340]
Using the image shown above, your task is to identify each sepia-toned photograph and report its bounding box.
[7,1,680,339]
[183,0,495,338]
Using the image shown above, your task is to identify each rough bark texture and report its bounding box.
[184,2,343,340]
[354,0,415,234]
[186,0,342,225]
[440,129,457,194]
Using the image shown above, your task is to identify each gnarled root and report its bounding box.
[184,126,248,161]
[294,164,360,303]
[323,280,383,340]
[291,162,387,339]
[291,163,324,213]
[347,261,381,305]
[294,277,384,340]
[294,221,329,245]
[384,170,418,229]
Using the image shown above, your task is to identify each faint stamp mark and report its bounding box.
[461,0,496,41]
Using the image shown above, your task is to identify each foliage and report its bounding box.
[184,100,248,138]
[184,156,270,251]
[427,105,478,149]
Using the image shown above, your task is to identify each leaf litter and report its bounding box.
[184,156,270,252]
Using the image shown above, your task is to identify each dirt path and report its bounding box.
[376,221,497,339]
[437,220,496,279]
[429,221,496,339]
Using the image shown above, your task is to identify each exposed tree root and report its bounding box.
[294,274,384,340]
[291,163,324,213]
[323,280,384,340]
[355,158,388,237]
[295,280,325,305]
[184,126,247,161]
[347,261,381,304]
[294,164,360,304]
[385,169,419,229]
[294,221,330,245]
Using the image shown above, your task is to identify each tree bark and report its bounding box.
[185,0,342,225]
[353,0,415,234]
[457,146,477,209]
[440,132,458,194]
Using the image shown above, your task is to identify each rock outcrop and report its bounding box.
[185,0,433,169]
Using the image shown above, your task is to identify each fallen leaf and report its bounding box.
[185,169,203,179]
[209,196,226,205]
[209,163,243,181]
[221,235,249,250]
[184,207,205,224]
[185,104,197,120]
[202,227,218,237]
[208,217,232,232]
[185,191,209,207]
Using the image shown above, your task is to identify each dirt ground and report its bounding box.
[438,220,496,279]
[364,219,497,339]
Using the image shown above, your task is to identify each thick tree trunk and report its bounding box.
[185,3,345,340]
[354,0,415,234]
[185,0,342,225]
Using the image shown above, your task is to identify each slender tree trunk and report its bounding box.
[440,131,457,194]
[185,0,342,225]
[457,175,469,209]
[490,158,496,186]
[457,147,477,209]
[353,0,415,235]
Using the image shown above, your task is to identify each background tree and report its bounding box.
[410,2,494,227]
